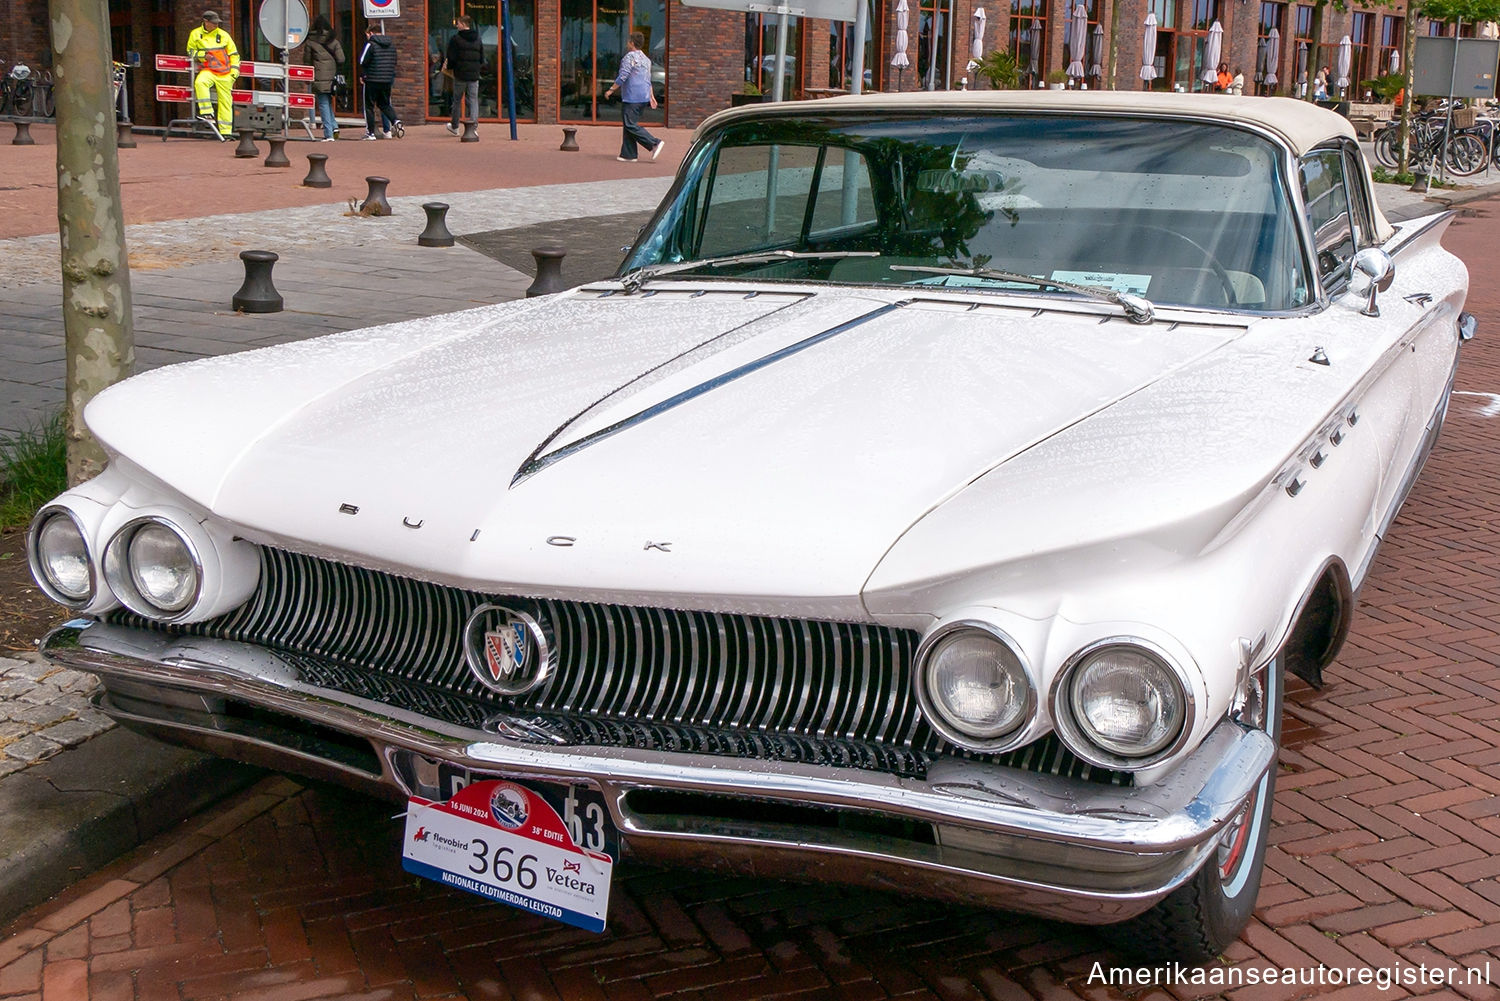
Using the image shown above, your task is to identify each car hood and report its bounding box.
[88,285,1242,613]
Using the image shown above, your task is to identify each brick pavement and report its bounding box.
[0,155,1498,998]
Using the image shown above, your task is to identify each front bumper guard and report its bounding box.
[43,620,1276,925]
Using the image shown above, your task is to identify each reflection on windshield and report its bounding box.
[622,115,1311,311]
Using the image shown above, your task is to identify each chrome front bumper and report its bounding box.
[43,620,1276,925]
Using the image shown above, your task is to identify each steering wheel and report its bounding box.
[1139,225,1238,307]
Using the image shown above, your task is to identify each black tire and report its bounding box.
[1373,128,1399,168]
[1113,657,1283,963]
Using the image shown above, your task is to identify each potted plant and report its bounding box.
[974,50,1020,90]
[1047,69,1067,90]
[730,82,764,107]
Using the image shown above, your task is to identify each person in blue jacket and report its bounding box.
[603,32,663,163]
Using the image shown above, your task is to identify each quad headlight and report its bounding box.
[1053,641,1190,768]
[99,509,260,624]
[915,622,1034,751]
[104,517,202,617]
[28,508,94,606]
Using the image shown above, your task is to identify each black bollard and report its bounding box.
[116,121,136,149]
[12,120,35,146]
[418,202,455,247]
[303,153,332,188]
[233,129,258,158]
[526,247,567,297]
[460,121,479,143]
[264,135,291,168]
[559,126,579,152]
[360,175,392,216]
[232,250,283,313]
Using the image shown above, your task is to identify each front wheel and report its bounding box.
[1446,133,1488,176]
[1113,657,1283,963]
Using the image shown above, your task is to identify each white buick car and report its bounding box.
[30,92,1472,959]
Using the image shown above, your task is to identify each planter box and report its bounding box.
[730,93,766,107]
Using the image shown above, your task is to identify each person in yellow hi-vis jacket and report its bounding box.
[187,10,239,137]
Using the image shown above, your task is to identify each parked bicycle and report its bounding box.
[0,63,33,117]
[1373,110,1489,177]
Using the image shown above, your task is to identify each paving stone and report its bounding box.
[2,733,60,764]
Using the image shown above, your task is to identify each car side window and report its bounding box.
[1342,146,1377,248]
[1299,150,1356,283]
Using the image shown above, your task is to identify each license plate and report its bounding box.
[401,771,616,933]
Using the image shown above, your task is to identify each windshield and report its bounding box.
[622,114,1312,312]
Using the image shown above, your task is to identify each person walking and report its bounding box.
[443,15,484,137]
[358,25,403,140]
[305,15,344,141]
[603,32,663,163]
[186,10,239,138]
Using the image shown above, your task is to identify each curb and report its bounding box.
[0,725,262,929]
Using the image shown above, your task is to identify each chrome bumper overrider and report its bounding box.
[43,620,1276,924]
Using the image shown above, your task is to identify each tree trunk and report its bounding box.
[50,0,135,486]
[1398,15,1420,174]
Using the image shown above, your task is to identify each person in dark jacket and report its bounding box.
[443,15,485,136]
[358,25,402,139]
[305,15,344,140]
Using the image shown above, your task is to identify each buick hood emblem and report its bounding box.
[462,603,556,695]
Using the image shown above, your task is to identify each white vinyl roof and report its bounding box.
[695,91,1358,158]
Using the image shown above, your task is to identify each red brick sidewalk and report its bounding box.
[0,204,1496,1000]
[0,122,684,240]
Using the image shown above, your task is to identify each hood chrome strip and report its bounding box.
[510,299,911,486]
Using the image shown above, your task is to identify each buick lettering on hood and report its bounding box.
[31,92,1472,959]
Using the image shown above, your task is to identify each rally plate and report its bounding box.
[401,775,616,932]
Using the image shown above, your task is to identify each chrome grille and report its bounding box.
[115,548,1128,784]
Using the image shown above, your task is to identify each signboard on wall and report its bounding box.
[363,0,401,19]
[680,0,858,23]
[1413,36,1499,98]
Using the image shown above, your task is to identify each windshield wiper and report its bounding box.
[889,265,1156,325]
[620,250,880,294]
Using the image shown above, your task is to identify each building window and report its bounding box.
[1061,0,1098,86]
[745,13,801,96]
[916,0,953,90]
[427,0,537,122]
[829,0,881,90]
[1350,11,1372,95]
[1256,1,1284,94]
[1008,0,1047,88]
[1172,0,1219,92]
[561,0,663,123]
[1378,14,1404,77]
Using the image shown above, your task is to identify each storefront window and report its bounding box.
[562,0,664,122]
[1377,14,1403,77]
[1147,0,1175,90]
[744,12,801,97]
[428,0,536,122]
[916,0,951,90]
[1256,1,1283,94]
[828,0,880,91]
[1007,0,1047,88]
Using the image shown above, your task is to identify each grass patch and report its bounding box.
[0,412,67,529]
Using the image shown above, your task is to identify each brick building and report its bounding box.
[3,0,1426,130]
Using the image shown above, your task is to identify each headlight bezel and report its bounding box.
[102,515,205,622]
[27,506,96,608]
[1050,637,1196,770]
[914,619,1037,752]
